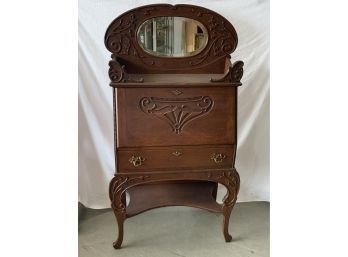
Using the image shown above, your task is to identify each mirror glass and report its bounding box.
[137,17,208,57]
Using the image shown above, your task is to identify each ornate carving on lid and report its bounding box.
[139,96,213,134]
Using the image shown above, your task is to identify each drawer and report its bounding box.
[116,87,236,147]
[117,145,235,172]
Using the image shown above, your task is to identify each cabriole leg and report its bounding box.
[222,203,233,242]
[112,207,126,249]
[109,175,128,249]
[220,169,240,242]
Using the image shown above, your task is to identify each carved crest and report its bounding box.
[104,4,238,73]
[139,96,213,134]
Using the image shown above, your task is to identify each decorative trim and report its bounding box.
[210,61,244,83]
[139,96,213,134]
[104,4,238,72]
[109,175,150,212]
[207,170,239,206]
[110,169,239,212]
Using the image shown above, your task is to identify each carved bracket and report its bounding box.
[108,56,143,83]
[210,61,244,84]
[109,175,150,212]
[139,96,213,134]
[207,170,240,206]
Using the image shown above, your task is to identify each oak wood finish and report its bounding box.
[105,4,244,249]
[116,87,236,147]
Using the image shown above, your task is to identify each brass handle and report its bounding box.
[129,155,145,167]
[211,153,226,163]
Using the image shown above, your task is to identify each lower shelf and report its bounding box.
[126,181,222,217]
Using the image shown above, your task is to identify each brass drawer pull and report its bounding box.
[129,155,145,167]
[172,151,182,156]
[211,153,226,163]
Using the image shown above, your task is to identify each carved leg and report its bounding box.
[222,203,233,242]
[109,174,149,249]
[220,169,240,242]
[112,207,126,249]
[109,175,128,249]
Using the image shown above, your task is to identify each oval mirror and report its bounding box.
[137,17,208,57]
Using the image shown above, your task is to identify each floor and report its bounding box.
[79,201,269,257]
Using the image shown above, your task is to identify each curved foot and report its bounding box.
[113,239,122,249]
[224,233,232,242]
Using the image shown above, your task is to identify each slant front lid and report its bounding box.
[116,87,237,147]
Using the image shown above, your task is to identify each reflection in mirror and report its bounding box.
[137,17,208,57]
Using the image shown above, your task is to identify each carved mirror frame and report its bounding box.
[104,4,238,74]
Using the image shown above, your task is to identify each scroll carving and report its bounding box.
[106,14,138,55]
[207,171,240,206]
[110,169,239,212]
[210,61,244,83]
[108,56,143,83]
[109,175,150,212]
[104,4,238,72]
[189,16,237,66]
[139,96,213,134]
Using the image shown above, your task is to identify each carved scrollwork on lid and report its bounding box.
[139,96,213,134]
